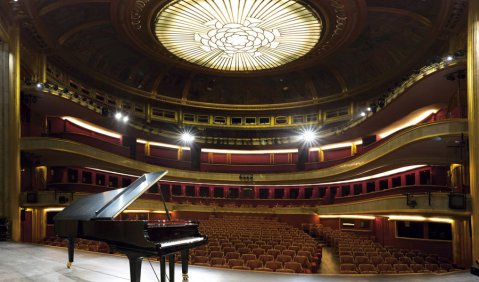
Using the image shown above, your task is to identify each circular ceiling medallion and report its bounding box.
[154,0,322,72]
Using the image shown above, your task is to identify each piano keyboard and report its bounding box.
[159,237,205,248]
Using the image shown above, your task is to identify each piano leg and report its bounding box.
[126,252,143,282]
[169,254,175,282]
[66,237,75,268]
[160,256,166,282]
[181,249,189,280]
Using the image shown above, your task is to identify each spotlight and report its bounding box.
[101,107,109,117]
[122,115,129,123]
[378,97,385,108]
[446,74,455,81]
[181,132,195,143]
[446,55,454,61]
[298,128,317,143]
[454,50,465,58]
[36,83,42,88]
[360,112,366,117]
[114,112,122,120]
[367,107,371,112]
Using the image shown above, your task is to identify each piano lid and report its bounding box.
[54,171,168,221]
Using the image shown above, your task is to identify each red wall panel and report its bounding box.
[211,153,227,164]
[323,148,350,161]
[150,146,178,160]
[231,154,270,165]
[274,154,290,164]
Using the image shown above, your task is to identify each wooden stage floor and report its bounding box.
[0,242,476,282]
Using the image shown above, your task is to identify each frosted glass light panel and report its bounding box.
[155,0,322,71]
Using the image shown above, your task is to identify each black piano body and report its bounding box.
[54,171,207,282]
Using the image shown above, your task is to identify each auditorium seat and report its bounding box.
[229,259,249,270]
[222,246,236,254]
[192,256,210,266]
[425,256,438,264]
[358,264,378,274]
[282,249,296,257]
[225,251,241,261]
[412,256,425,264]
[209,246,221,252]
[293,255,311,273]
[194,249,208,257]
[385,257,398,265]
[410,263,432,273]
[340,256,354,264]
[256,254,273,264]
[377,263,396,274]
[398,256,412,265]
[340,264,358,274]
[425,263,439,272]
[354,256,369,264]
[241,253,256,261]
[267,249,281,258]
[393,263,413,273]
[209,257,227,268]
[282,262,304,273]
[369,256,383,266]
[237,247,251,255]
[379,251,392,258]
[339,251,353,256]
[288,245,301,253]
[264,261,283,272]
[353,251,365,257]
[246,259,263,270]
[439,263,459,272]
[276,254,293,264]
[210,251,223,258]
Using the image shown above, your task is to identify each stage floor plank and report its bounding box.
[0,242,476,282]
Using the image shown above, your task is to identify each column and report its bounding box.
[452,218,472,268]
[468,0,479,264]
[0,23,20,241]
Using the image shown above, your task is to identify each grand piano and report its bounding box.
[54,171,207,282]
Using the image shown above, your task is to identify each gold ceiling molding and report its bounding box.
[154,0,322,71]
[131,0,151,30]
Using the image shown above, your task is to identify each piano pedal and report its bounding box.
[182,273,188,280]
[67,261,72,269]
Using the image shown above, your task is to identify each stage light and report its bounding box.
[446,55,453,61]
[181,132,195,143]
[360,112,366,117]
[301,130,316,143]
[114,112,122,120]
[36,82,42,88]
[122,115,129,123]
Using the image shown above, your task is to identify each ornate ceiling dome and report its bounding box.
[12,0,465,109]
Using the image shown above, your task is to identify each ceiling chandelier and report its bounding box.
[154,0,322,72]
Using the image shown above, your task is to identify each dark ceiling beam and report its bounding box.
[58,20,110,45]
[331,69,349,94]
[368,7,433,27]
[38,0,110,16]
[181,74,195,102]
